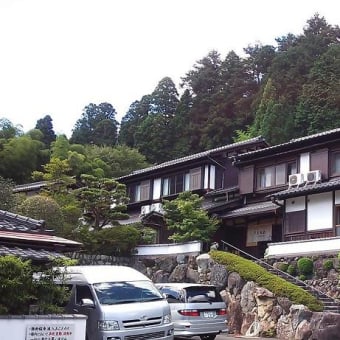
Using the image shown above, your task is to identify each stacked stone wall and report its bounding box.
[70,252,340,339]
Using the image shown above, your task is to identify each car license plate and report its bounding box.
[202,311,216,318]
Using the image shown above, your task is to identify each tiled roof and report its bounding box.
[234,128,340,163]
[269,178,340,200]
[220,201,280,218]
[0,230,82,247]
[0,245,68,261]
[0,210,45,232]
[0,210,82,253]
[117,137,266,180]
[13,181,48,193]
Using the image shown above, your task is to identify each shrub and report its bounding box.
[297,257,314,276]
[298,274,307,281]
[210,250,323,312]
[276,262,289,272]
[74,225,141,256]
[287,264,297,276]
[0,256,76,315]
[323,259,334,271]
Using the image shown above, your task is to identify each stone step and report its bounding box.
[259,263,340,313]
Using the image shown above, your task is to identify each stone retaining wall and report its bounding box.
[71,252,340,339]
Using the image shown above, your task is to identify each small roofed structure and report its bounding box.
[0,210,82,263]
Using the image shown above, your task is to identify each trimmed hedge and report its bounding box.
[210,250,323,312]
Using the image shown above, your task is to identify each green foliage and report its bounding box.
[85,144,149,178]
[73,225,140,256]
[276,262,289,272]
[163,191,219,243]
[295,44,340,135]
[75,174,129,230]
[298,274,307,281]
[210,251,323,312]
[17,195,64,232]
[0,256,76,315]
[35,115,56,147]
[139,226,158,245]
[0,118,23,140]
[0,255,33,314]
[71,102,118,146]
[297,257,314,276]
[0,134,45,184]
[134,114,173,164]
[323,259,334,271]
[51,135,70,160]
[0,176,16,211]
[287,264,297,276]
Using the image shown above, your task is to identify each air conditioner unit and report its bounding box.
[288,173,305,187]
[306,170,321,184]
[150,203,163,213]
[140,205,150,215]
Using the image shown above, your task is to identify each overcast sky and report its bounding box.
[0,0,339,137]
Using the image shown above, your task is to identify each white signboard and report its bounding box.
[26,324,75,340]
[246,224,272,246]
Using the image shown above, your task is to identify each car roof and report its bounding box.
[60,265,150,284]
[156,283,215,289]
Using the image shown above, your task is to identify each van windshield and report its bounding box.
[93,280,164,305]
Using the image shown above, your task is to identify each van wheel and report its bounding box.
[200,335,216,340]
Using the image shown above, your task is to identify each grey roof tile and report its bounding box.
[0,245,67,261]
[234,128,340,161]
[0,210,44,232]
[117,137,266,180]
[269,178,340,200]
[220,201,280,218]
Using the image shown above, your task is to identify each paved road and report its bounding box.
[176,334,276,339]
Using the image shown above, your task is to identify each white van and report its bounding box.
[58,265,174,340]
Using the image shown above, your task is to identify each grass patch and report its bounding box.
[210,250,323,312]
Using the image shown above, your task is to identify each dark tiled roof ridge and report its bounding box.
[117,136,265,179]
[269,177,340,199]
[13,181,48,192]
[235,127,340,159]
[0,210,45,229]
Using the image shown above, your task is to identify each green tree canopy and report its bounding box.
[17,195,64,232]
[295,44,340,135]
[0,118,23,140]
[85,144,149,178]
[163,191,219,244]
[71,102,119,146]
[75,174,129,230]
[0,134,45,184]
[35,114,56,147]
[0,176,15,211]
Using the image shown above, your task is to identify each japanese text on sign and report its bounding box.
[26,323,75,340]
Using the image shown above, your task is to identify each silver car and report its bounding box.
[156,283,228,340]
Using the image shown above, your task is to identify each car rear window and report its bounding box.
[184,286,223,303]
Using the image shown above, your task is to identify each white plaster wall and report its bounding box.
[136,241,202,256]
[307,192,333,230]
[286,196,305,212]
[266,237,340,258]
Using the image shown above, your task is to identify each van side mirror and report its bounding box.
[81,298,95,308]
